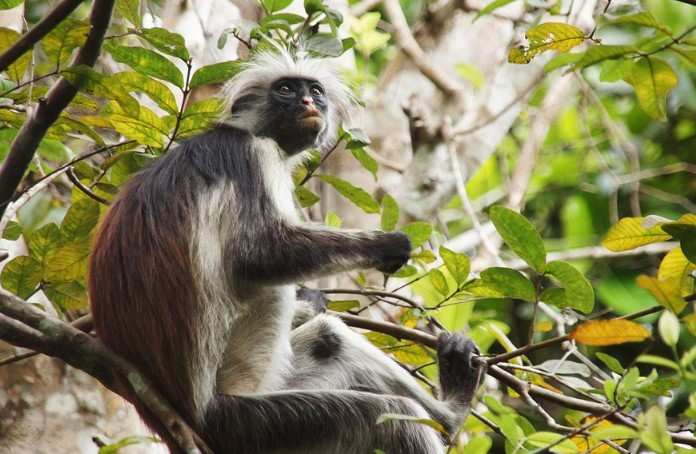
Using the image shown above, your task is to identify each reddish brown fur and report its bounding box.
[88,169,201,446]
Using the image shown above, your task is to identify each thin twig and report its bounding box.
[0,0,83,72]
[66,167,110,205]
[382,0,461,97]
[0,0,117,219]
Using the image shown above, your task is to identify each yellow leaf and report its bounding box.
[678,213,696,225]
[571,319,650,346]
[0,28,32,82]
[636,274,687,314]
[684,313,696,337]
[572,418,626,454]
[657,247,695,296]
[623,57,678,121]
[602,217,670,251]
[508,22,586,64]
[534,320,553,333]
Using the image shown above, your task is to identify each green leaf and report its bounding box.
[672,46,696,67]
[44,240,91,283]
[596,352,624,374]
[544,52,583,72]
[623,57,678,121]
[61,199,100,241]
[295,185,320,207]
[105,101,167,147]
[540,287,567,309]
[475,0,515,20]
[319,175,380,213]
[189,61,241,89]
[110,71,178,115]
[639,407,674,454]
[545,260,594,313]
[479,267,536,302]
[115,0,141,27]
[400,222,432,248]
[662,222,696,264]
[380,195,399,232]
[305,33,344,57]
[0,256,42,299]
[0,28,31,81]
[376,413,446,433]
[602,217,670,251]
[105,43,184,88]
[508,22,585,64]
[0,0,22,10]
[140,27,190,61]
[439,247,470,285]
[176,98,225,138]
[489,205,546,272]
[429,269,449,296]
[572,45,636,70]
[327,299,360,312]
[261,13,305,26]
[526,431,577,453]
[44,281,88,310]
[62,66,140,116]
[304,0,324,15]
[455,63,485,89]
[324,211,342,228]
[3,220,21,240]
[98,436,157,454]
[26,223,61,265]
[460,436,492,454]
[262,0,293,13]
[40,18,89,68]
[605,12,671,36]
[350,148,378,180]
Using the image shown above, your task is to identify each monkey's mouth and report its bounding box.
[297,109,324,130]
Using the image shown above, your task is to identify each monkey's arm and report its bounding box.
[234,225,411,285]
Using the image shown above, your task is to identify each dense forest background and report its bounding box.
[0,0,694,452]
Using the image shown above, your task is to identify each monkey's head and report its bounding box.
[222,49,351,156]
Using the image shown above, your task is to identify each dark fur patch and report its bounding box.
[310,328,342,360]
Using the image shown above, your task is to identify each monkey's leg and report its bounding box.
[286,315,483,435]
[204,389,444,454]
[235,225,411,285]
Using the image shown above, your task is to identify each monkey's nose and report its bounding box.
[301,96,314,106]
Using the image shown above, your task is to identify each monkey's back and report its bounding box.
[88,127,258,438]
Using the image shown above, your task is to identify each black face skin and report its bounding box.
[258,77,329,155]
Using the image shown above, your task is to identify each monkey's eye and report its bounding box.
[277,84,292,95]
[310,86,324,96]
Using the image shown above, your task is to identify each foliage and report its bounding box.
[0,0,695,453]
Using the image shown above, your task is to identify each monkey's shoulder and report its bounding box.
[128,126,259,191]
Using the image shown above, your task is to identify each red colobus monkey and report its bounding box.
[88,49,482,453]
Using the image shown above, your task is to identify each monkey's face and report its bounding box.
[262,77,329,154]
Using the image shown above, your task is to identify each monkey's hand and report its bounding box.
[375,232,412,274]
[296,286,329,314]
[437,333,484,411]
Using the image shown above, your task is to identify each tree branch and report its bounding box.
[382,0,462,97]
[0,289,212,454]
[0,0,116,219]
[0,0,84,73]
